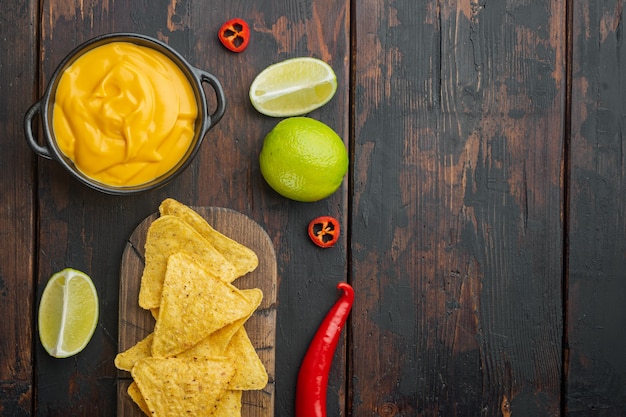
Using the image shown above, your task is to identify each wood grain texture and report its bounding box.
[567,1,626,415]
[35,2,179,415]
[21,0,626,415]
[117,206,276,417]
[34,1,350,415]
[0,1,37,416]
[351,1,566,415]
[177,2,351,416]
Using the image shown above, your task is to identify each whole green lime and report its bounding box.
[259,117,348,202]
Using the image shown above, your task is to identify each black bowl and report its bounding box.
[24,33,225,195]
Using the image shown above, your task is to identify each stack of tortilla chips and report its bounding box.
[115,199,267,416]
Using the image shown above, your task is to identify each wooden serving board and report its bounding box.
[116,207,277,417]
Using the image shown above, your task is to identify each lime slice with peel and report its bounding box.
[38,268,99,358]
[249,57,337,117]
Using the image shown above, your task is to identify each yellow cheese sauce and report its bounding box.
[52,41,198,186]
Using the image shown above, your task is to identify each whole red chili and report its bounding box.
[296,282,354,417]
[308,216,340,248]
[218,18,250,52]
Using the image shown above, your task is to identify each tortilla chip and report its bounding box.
[132,356,234,416]
[120,199,268,414]
[115,333,154,372]
[159,198,259,278]
[180,288,263,358]
[115,290,261,363]
[152,253,254,358]
[226,327,269,390]
[138,215,236,309]
[212,390,242,417]
[127,382,151,416]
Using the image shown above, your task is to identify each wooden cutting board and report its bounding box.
[116,207,276,417]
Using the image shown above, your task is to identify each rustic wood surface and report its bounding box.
[568,1,626,415]
[351,1,567,415]
[1,0,625,416]
[0,2,37,416]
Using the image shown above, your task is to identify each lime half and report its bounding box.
[38,268,99,358]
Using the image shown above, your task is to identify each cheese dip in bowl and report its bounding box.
[25,33,225,194]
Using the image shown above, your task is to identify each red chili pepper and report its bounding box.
[296,282,354,417]
[308,216,340,248]
[218,18,250,52]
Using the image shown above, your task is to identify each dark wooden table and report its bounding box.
[2,0,625,416]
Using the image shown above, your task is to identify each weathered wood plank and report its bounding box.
[35,3,175,415]
[351,1,566,415]
[188,3,351,415]
[149,2,352,416]
[35,0,350,415]
[0,1,37,416]
[567,1,626,415]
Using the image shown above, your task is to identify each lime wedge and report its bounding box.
[249,57,337,117]
[38,268,99,358]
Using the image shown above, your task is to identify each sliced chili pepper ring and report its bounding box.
[308,216,340,248]
[218,18,250,53]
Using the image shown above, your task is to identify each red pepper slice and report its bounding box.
[218,18,250,53]
[308,216,340,248]
[296,282,354,417]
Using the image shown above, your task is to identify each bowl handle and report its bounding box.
[24,100,52,159]
[196,70,226,130]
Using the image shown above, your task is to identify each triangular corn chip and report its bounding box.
[152,253,254,357]
[127,382,151,416]
[159,198,259,278]
[138,215,236,309]
[226,327,268,390]
[114,333,154,372]
[132,356,234,416]
[180,288,263,358]
[211,390,242,417]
